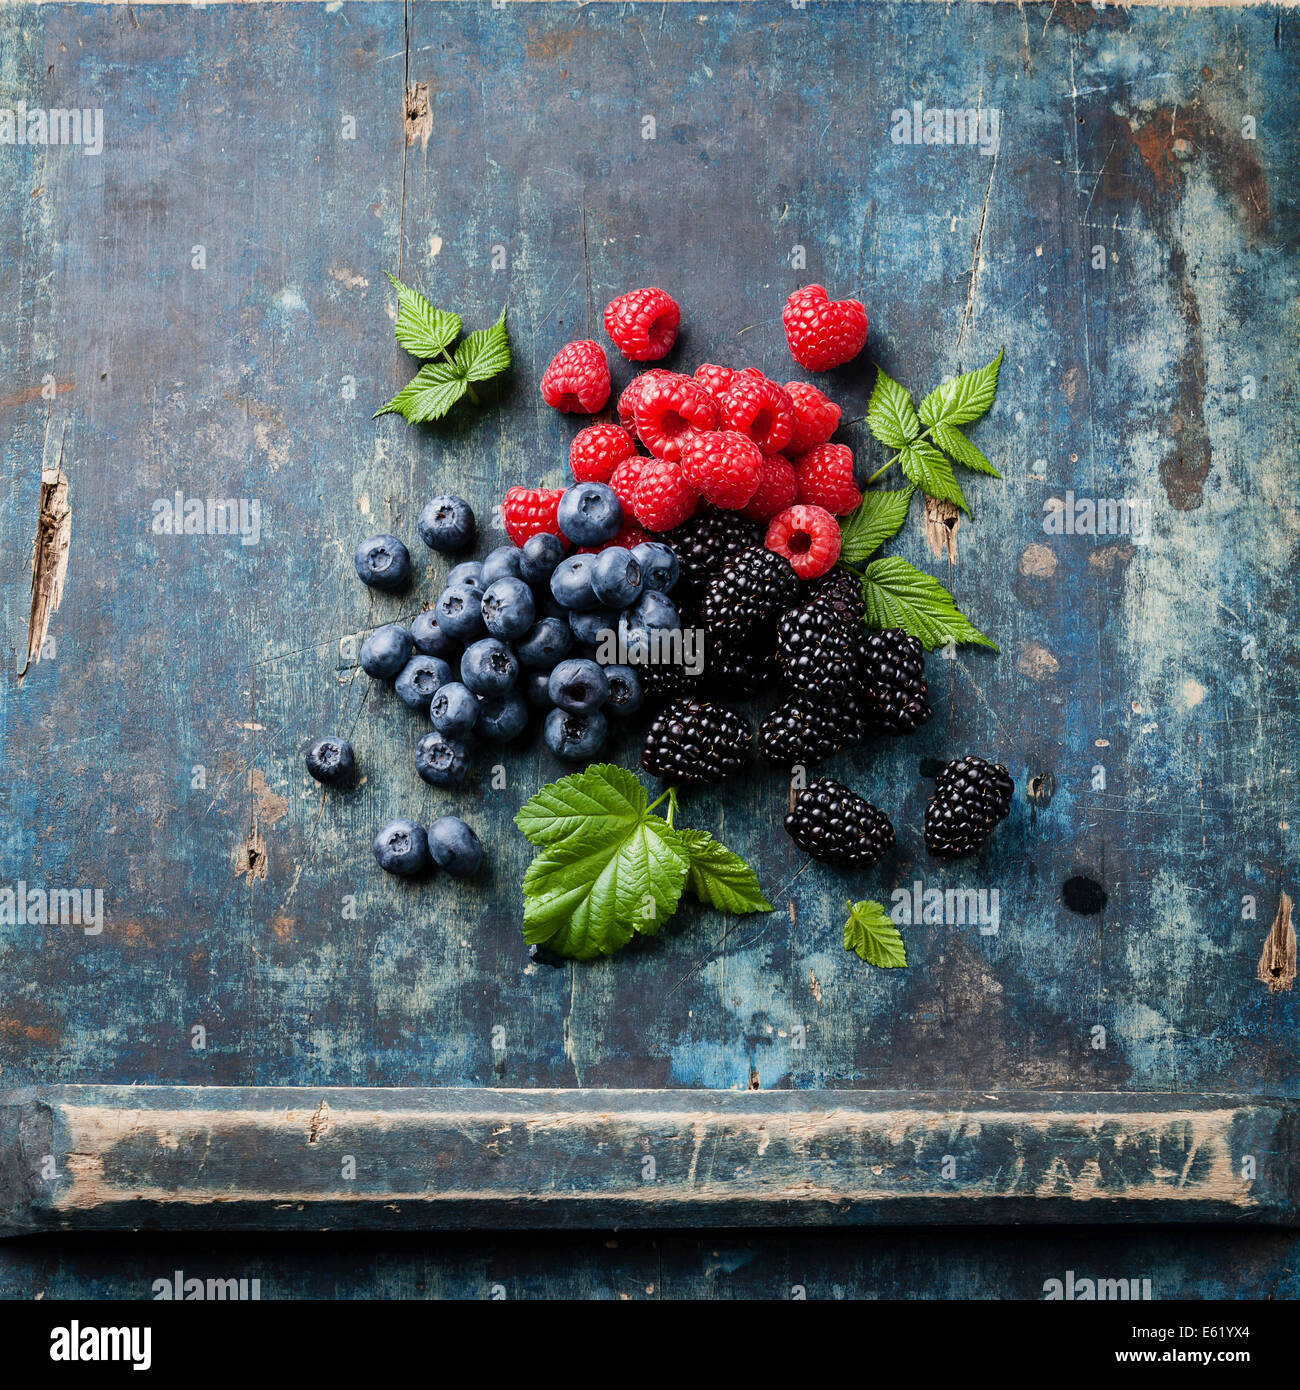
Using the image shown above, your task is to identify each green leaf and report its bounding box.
[932,421,1001,478]
[385,272,461,359]
[866,369,920,449]
[898,441,969,514]
[677,829,774,915]
[522,818,690,960]
[918,348,1003,428]
[514,764,648,847]
[372,361,469,423]
[454,305,511,383]
[843,899,907,968]
[861,555,998,651]
[838,485,915,564]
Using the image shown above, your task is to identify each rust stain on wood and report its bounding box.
[1257,892,1296,993]
[20,467,71,680]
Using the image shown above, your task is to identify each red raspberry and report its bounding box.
[617,369,671,431]
[603,287,680,362]
[739,451,799,522]
[782,284,868,372]
[569,422,636,483]
[540,339,611,413]
[633,373,719,462]
[501,486,568,547]
[577,520,650,554]
[609,455,648,512]
[784,380,842,453]
[693,363,736,400]
[679,430,763,510]
[765,504,842,579]
[718,373,795,454]
[632,457,699,531]
[793,442,862,516]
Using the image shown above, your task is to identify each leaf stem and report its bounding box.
[647,789,672,816]
[440,345,480,405]
[864,424,938,488]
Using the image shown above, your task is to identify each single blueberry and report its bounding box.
[428,815,483,879]
[410,609,458,660]
[515,617,573,670]
[633,541,679,594]
[481,545,525,585]
[394,654,452,712]
[373,817,431,876]
[461,637,519,696]
[557,483,622,546]
[543,707,608,761]
[305,737,356,786]
[477,692,529,743]
[548,657,609,714]
[447,560,484,590]
[414,730,472,788]
[603,664,644,718]
[628,589,680,633]
[521,669,555,709]
[590,546,645,609]
[417,495,476,554]
[568,606,619,649]
[429,681,480,738]
[435,584,487,641]
[359,624,413,679]
[481,576,536,641]
[550,554,600,611]
[353,534,412,592]
[519,532,566,586]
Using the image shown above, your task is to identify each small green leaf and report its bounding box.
[918,348,1003,428]
[372,361,469,423]
[932,421,1001,477]
[454,305,511,383]
[898,441,969,514]
[861,554,998,651]
[386,272,461,359]
[677,829,774,915]
[514,764,648,847]
[866,369,920,449]
[838,485,915,564]
[843,899,907,968]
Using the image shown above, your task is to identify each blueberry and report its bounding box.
[360,624,413,679]
[519,532,566,585]
[410,610,457,660]
[395,654,452,712]
[417,495,476,554]
[521,669,555,709]
[447,561,484,591]
[633,541,679,594]
[557,483,622,546]
[603,664,644,717]
[354,534,411,592]
[544,707,608,761]
[515,617,573,670]
[533,588,569,620]
[305,737,356,786]
[429,681,480,738]
[373,817,431,876]
[415,730,472,787]
[481,576,536,641]
[428,815,483,879]
[528,942,567,968]
[548,657,609,714]
[460,637,519,696]
[477,692,529,743]
[550,554,600,611]
[481,545,525,585]
[435,584,487,641]
[628,590,680,633]
[590,546,644,608]
[568,606,618,648]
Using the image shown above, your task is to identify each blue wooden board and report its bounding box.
[0,0,1297,1297]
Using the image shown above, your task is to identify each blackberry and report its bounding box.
[776,602,859,698]
[657,507,763,603]
[924,756,1014,858]
[785,778,895,868]
[700,546,799,636]
[830,686,875,751]
[757,695,842,769]
[702,626,779,699]
[858,628,932,735]
[803,566,865,624]
[641,660,702,704]
[642,698,752,785]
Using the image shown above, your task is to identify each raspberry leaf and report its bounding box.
[866,369,920,449]
[898,441,970,515]
[514,763,648,846]
[372,361,469,423]
[839,485,916,563]
[385,272,461,359]
[843,899,907,968]
[860,555,997,651]
[918,348,1003,428]
[932,421,1001,477]
[454,305,511,382]
[677,829,774,914]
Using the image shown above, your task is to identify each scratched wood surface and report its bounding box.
[0,0,1297,1295]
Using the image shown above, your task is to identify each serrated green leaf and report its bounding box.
[454,305,511,383]
[898,441,969,514]
[866,369,920,449]
[918,348,1003,428]
[843,899,907,968]
[372,361,469,423]
[677,829,774,915]
[514,764,648,846]
[838,485,916,563]
[861,555,998,651]
[522,818,690,960]
[385,272,461,359]
[932,421,1001,477]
